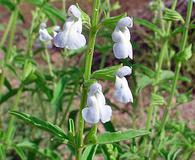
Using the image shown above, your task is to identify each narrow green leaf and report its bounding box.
[21,61,36,81]
[35,71,53,100]
[12,145,26,160]
[25,0,43,6]
[101,14,126,27]
[91,65,121,81]
[77,4,91,29]
[164,8,184,23]
[0,0,15,11]
[17,141,60,159]
[159,70,174,81]
[17,141,38,151]
[10,111,68,140]
[43,4,65,22]
[174,44,192,62]
[136,73,153,94]
[172,24,195,36]
[151,93,166,106]
[81,145,98,160]
[0,88,18,104]
[26,0,65,22]
[0,144,6,160]
[134,17,163,36]
[134,64,155,78]
[97,129,149,144]
[84,126,97,145]
[51,76,67,111]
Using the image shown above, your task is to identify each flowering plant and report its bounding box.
[0,0,194,159]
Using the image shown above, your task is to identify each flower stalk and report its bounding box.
[76,0,100,159]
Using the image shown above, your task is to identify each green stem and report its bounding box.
[26,8,41,57]
[62,0,66,11]
[0,144,6,160]
[0,13,14,47]
[5,4,19,62]
[159,0,193,133]
[105,0,110,18]
[45,47,54,77]
[0,69,4,94]
[157,0,165,33]
[4,86,23,145]
[76,0,100,159]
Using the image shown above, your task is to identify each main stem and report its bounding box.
[159,0,193,133]
[76,0,100,159]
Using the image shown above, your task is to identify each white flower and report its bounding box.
[114,66,133,103]
[54,5,86,49]
[112,17,133,59]
[82,83,112,124]
[38,23,54,48]
[39,23,53,42]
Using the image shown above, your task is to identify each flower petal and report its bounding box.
[54,19,86,49]
[68,5,81,18]
[113,41,132,59]
[96,91,106,106]
[64,32,86,49]
[114,76,133,103]
[123,27,131,41]
[53,31,67,48]
[112,28,123,43]
[99,105,112,123]
[89,83,102,95]
[87,95,97,107]
[82,106,100,124]
[117,17,133,29]
[39,29,53,42]
[116,66,132,78]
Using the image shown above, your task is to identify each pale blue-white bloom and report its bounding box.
[82,83,112,124]
[38,23,53,48]
[112,17,133,59]
[114,66,133,103]
[54,5,86,49]
[39,23,53,42]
